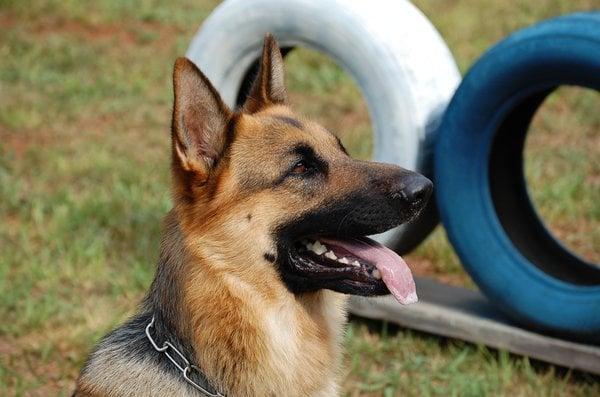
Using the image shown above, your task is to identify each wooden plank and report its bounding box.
[349,277,600,375]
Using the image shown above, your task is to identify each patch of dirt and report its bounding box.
[0,126,55,160]
[37,17,137,47]
[0,338,18,356]
[0,12,17,30]
[0,112,121,161]
[19,14,183,49]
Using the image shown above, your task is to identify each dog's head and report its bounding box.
[171,35,431,303]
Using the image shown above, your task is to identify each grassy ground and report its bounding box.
[0,0,598,395]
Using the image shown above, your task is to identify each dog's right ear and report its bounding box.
[243,34,287,113]
[172,57,231,185]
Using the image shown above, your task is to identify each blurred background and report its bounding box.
[0,0,598,395]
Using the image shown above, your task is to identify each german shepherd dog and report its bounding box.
[74,35,432,396]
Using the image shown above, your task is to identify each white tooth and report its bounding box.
[338,257,349,264]
[312,241,327,255]
[352,260,361,267]
[372,269,382,279]
[324,251,337,260]
[315,247,327,255]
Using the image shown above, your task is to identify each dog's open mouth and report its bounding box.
[290,236,417,305]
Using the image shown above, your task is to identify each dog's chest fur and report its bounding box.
[261,289,348,396]
[187,274,349,396]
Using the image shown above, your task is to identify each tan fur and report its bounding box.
[75,35,356,396]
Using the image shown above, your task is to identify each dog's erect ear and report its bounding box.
[172,57,231,184]
[243,34,287,113]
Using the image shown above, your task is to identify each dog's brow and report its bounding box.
[289,143,316,158]
[272,115,303,129]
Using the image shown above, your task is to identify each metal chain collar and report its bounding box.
[145,316,225,397]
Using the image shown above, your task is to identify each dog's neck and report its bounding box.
[143,210,347,396]
[143,211,190,341]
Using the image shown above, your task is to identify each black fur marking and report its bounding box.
[271,143,329,188]
[211,113,240,172]
[225,113,240,147]
[289,143,329,175]
[82,311,214,394]
[273,115,303,129]
[263,252,276,263]
[246,213,252,221]
[278,187,409,244]
[334,135,349,155]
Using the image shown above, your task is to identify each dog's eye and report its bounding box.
[291,160,309,175]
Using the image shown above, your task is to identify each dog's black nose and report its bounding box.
[390,173,433,205]
[402,174,433,204]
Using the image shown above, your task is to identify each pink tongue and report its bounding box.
[321,237,418,305]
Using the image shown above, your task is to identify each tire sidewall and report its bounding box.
[436,13,600,335]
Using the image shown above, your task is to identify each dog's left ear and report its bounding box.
[243,34,287,113]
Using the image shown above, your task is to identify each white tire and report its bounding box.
[186,0,460,251]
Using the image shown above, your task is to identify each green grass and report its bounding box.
[345,319,599,397]
[0,0,598,395]
[525,87,600,263]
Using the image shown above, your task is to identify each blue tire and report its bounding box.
[435,12,600,340]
